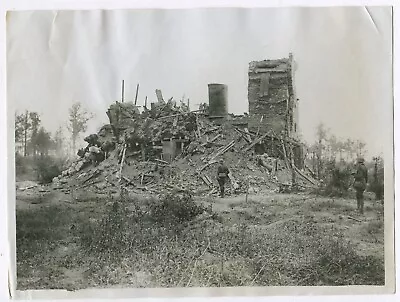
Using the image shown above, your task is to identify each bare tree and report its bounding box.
[68,102,92,154]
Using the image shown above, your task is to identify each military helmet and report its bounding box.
[357,157,365,163]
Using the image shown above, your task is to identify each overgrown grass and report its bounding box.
[307,198,355,213]
[363,220,384,236]
[16,193,385,290]
[76,193,207,262]
[17,205,73,258]
[16,204,85,289]
[76,194,384,287]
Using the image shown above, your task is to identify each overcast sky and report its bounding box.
[7,7,392,158]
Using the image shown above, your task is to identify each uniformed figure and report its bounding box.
[353,157,368,214]
[217,159,230,198]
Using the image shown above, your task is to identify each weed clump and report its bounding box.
[149,192,206,225]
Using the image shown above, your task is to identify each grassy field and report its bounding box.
[16,187,385,290]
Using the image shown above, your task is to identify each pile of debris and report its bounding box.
[52,97,318,197]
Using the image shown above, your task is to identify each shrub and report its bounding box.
[369,181,384,201]
[33,156,63,183]
[367,157,384,201]
[149,192,206,225]
[314,161,353,197]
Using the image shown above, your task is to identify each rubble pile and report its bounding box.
[52,98,317,197]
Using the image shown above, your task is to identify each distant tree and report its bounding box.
[336,140,345,161]
[343,139,350,161]
[343,138,357,162]
[29,112,41,156]
[315,123,328,179]
[54,126,65,157]
[369,156,384,201]
[67,102,92,154]
[35,127,53,157]
[355,139,367,158]
[327,134,338,160]
[351,140,359,160]
[14,112,25,153]
[308,143,318,174]
[19,110,31,157]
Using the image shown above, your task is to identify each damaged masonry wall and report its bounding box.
[247,53,299,139]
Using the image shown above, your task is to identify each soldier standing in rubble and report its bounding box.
[217,158,230,198]
[352,157,368,214]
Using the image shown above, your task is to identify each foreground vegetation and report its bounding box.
[16,192,385,290]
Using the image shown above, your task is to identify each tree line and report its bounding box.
[306,123,384,200]
[307,123,369,179]
[15,102,93,158]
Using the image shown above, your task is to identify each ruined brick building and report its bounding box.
[104,53,303,167]
[207,53,303,168]
[247,53,299,138]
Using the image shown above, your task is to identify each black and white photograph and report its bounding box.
[6,5,394,297]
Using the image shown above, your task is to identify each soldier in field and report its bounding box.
[217,158,230,198]
[352,157,369,214]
